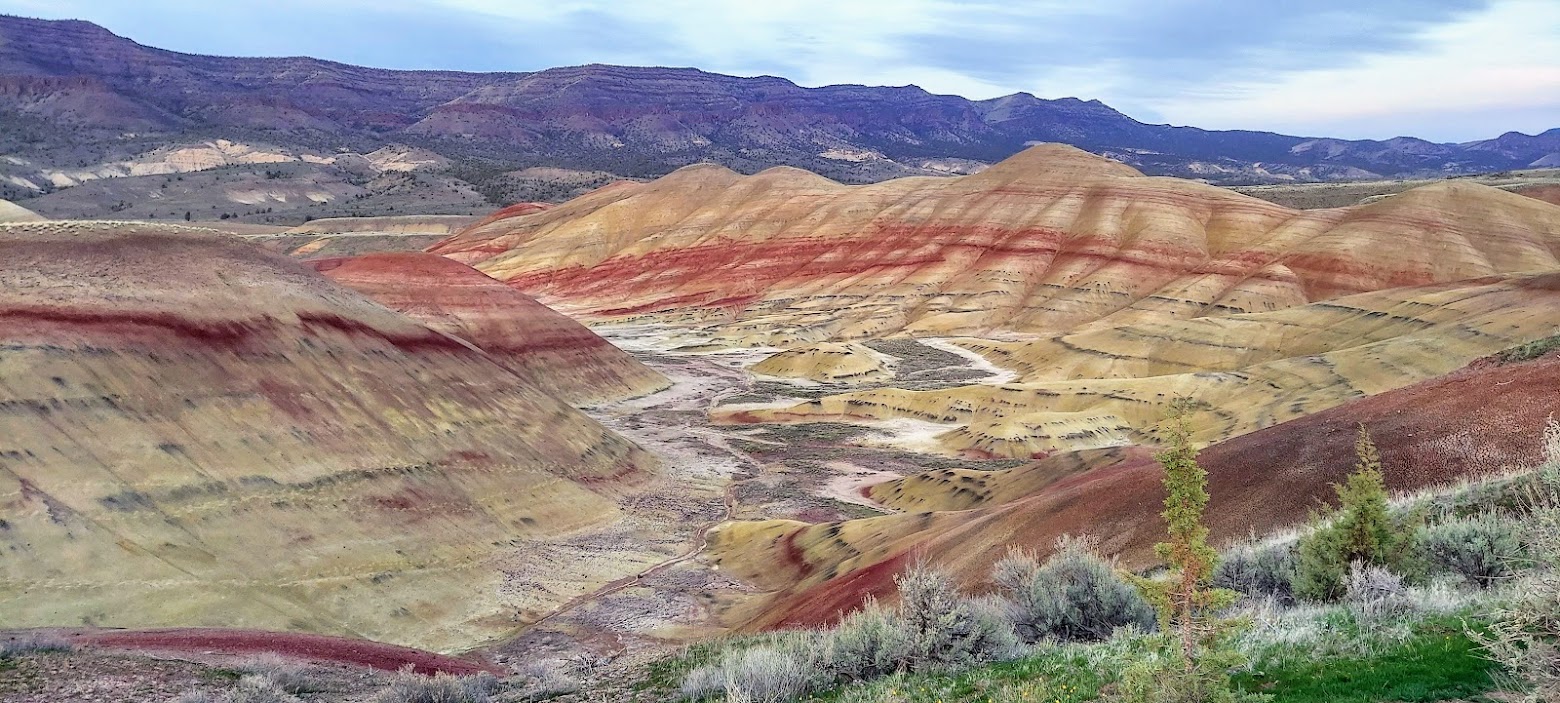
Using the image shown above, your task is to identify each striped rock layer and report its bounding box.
[0,223,658,652]
[312,252,668,405]
[432,144,1560,347]
[717,272,1560,456]
[715,333,1560,629]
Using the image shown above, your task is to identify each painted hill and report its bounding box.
[0,222,669,652]
[311,252,668,405]
[718,271,1560,456]
[434,144,1560,347]
[717,326,1560,629]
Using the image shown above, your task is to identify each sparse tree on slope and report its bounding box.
[1295,425,1419,601]
[1122,403,1265,703]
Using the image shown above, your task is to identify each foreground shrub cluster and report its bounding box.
[1476,418,1560,703]
[683,564,1019,702]
[675,414,1560,703]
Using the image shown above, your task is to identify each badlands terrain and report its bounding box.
[1,143,1559,701]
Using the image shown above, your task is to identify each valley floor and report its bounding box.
[490,326,1026,671]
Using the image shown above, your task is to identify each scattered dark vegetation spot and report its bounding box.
[755,422,877,444]
[99,490,155,511]
[1495,334,1560,364]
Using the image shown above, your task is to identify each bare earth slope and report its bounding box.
[312,252,668,405]
[434,145,1560,347]
[719,272,1560,456]
[285,215,481,236]
[0,198,42,222]
[722,331,1560,629]
[0,222,658,652]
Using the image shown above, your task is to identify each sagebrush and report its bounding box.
[372,667,501,703]
[992,536,1154,643]
[1474,417,1560,702]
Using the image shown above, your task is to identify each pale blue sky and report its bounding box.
[3,0,1556,141]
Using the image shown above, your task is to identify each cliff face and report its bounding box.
[0,222,657,651]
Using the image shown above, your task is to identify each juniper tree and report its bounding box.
[1295,425,1418,601]
[1123,403,1264,703]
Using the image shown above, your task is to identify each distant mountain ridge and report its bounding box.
[0,13,1556,219]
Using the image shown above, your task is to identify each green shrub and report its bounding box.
[1119,644,1264,703]
[992,536,1154,643]
[1418,512,1524,587]
[1494,334,1560,364]
[1212,542,1297,603]
[1295,426,1420,602]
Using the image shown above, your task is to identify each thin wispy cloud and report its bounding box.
[2,0,1554,141]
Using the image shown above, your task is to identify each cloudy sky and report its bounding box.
[4,0,1556,142]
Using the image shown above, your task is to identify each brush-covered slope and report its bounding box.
[716,272,1560,457]
[716,328,1560,628]
[0,198,41,222]
[433,145,1560,347]
[312,252,668,404]
[0,222,656,651]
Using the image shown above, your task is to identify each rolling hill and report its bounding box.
[0,222,686,652]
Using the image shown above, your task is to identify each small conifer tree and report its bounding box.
[1122,402,1265,703]
[1295,425,1418,601]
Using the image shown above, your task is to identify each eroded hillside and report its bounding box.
[424,146,1560,639]
[0,222,697,652]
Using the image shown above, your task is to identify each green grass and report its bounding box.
[1236,619,1500,703]
[683,616,1498,703]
